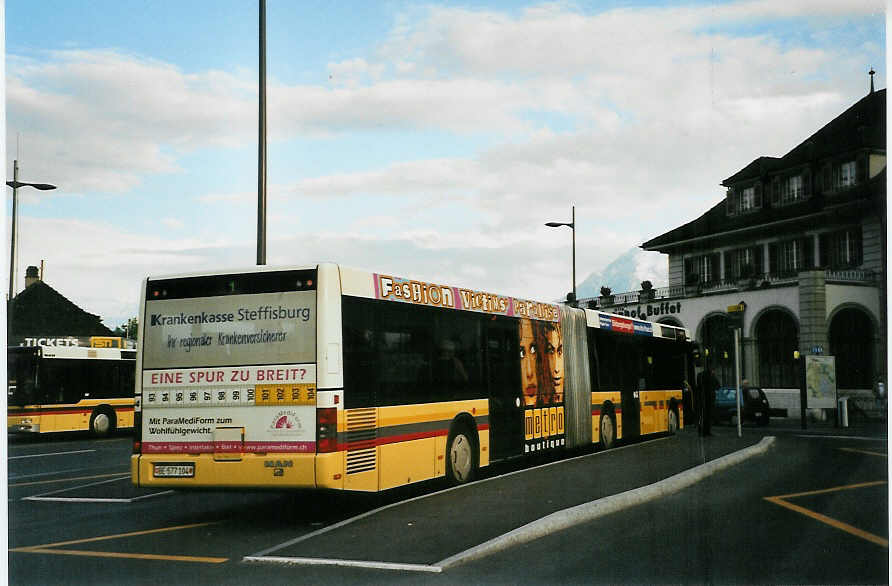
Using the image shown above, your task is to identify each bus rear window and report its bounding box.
[147,269,316,301]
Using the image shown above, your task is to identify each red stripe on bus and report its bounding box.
[590,407,623,415]
[8,406,134,417]
[340,423,490,452]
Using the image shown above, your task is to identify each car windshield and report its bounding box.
[745,388,762,400]
[716,388,737,401]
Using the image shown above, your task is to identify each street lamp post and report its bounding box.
[545,205,576,301]
[7,159,56,300]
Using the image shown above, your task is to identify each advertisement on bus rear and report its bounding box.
[140,363,317,453]
[143,291,316,369]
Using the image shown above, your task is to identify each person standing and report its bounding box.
[697,367,719,436]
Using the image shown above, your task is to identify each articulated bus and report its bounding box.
[8,344,136,436]
[132,264,693,490]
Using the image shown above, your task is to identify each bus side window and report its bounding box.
[587,329,600,391]
[342,296,379,409]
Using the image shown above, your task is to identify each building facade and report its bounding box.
[581,88,886,420]
[7,265,116,347]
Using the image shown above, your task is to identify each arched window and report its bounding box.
[756,310,798,388]
[701,315,734,387]
[829,308,873,389]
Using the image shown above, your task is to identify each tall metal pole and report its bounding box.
[571,205,576,300]
[734,328,742,438]
[8,160,19,300]
[257,0,268,265]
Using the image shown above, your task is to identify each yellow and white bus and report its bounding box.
[8,345,136,436]
[132,264,693,490]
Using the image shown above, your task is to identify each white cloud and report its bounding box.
[6,1,884,324]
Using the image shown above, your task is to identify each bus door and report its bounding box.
[619,338,641,440]
[486,316,524,461]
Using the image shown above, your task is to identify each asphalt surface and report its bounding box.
[250,424,769,567]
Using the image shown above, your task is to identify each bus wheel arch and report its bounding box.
[445,415,479,485]
[89,406,116,437]
[599,405,616,450]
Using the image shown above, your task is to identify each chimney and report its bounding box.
[24,266,40,288]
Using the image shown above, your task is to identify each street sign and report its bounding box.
[726,302,745,330]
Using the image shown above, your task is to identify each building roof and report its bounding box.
[7,280,113,338]
[643,89,886,252]
[722,89,886,186]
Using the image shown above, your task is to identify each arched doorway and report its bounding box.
[657,317,683,328]
[756,310,799,388]
[700,314,734,386]
[829,307,874,389]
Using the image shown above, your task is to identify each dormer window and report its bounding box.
[771,170,811,207]
[726,183,762,216]
[782,175,802,203]
[740,187,756,212]
[836,161,856,189]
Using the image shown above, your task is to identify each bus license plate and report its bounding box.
[154,463,194,478]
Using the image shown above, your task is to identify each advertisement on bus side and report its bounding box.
[519,317,566,453]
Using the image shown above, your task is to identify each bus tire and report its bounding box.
[90,407,116,437]
[445,424,478,485]
[599,412,616,450]
[667,405,679,434]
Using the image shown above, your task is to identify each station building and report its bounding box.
[7,265,116,347]
[581,86,886,420]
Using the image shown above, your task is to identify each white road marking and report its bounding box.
[9,449,96,460]
[21,475,172,503]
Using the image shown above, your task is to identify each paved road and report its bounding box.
[8,420,887,584]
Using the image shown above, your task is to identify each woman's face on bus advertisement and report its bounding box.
[545,326,563,401]
[519,319,538,406]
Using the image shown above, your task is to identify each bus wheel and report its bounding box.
[446,426,477,485]
[667,407,679,434]
[90,408,116,437]
[599,413,616,450]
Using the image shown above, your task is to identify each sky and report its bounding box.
[4,0,886,330]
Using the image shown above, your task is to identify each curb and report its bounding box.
[437,436,776,569]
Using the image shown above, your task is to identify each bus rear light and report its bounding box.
[316,407,338,453]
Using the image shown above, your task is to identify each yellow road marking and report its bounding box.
[10,521,229,563]
[764,481,888,548]
[770,480,887,501]
[10,472,130,488]
[12,548,227,564]
[839,447,888,458]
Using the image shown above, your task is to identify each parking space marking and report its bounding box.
[839,447,887,458]
[764,481,888,548]
[22,475,172,503]
[11,472,130,488]
[10,521,228,564]
[9,449,96,460]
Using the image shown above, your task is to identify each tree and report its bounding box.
[114,317,139,340]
